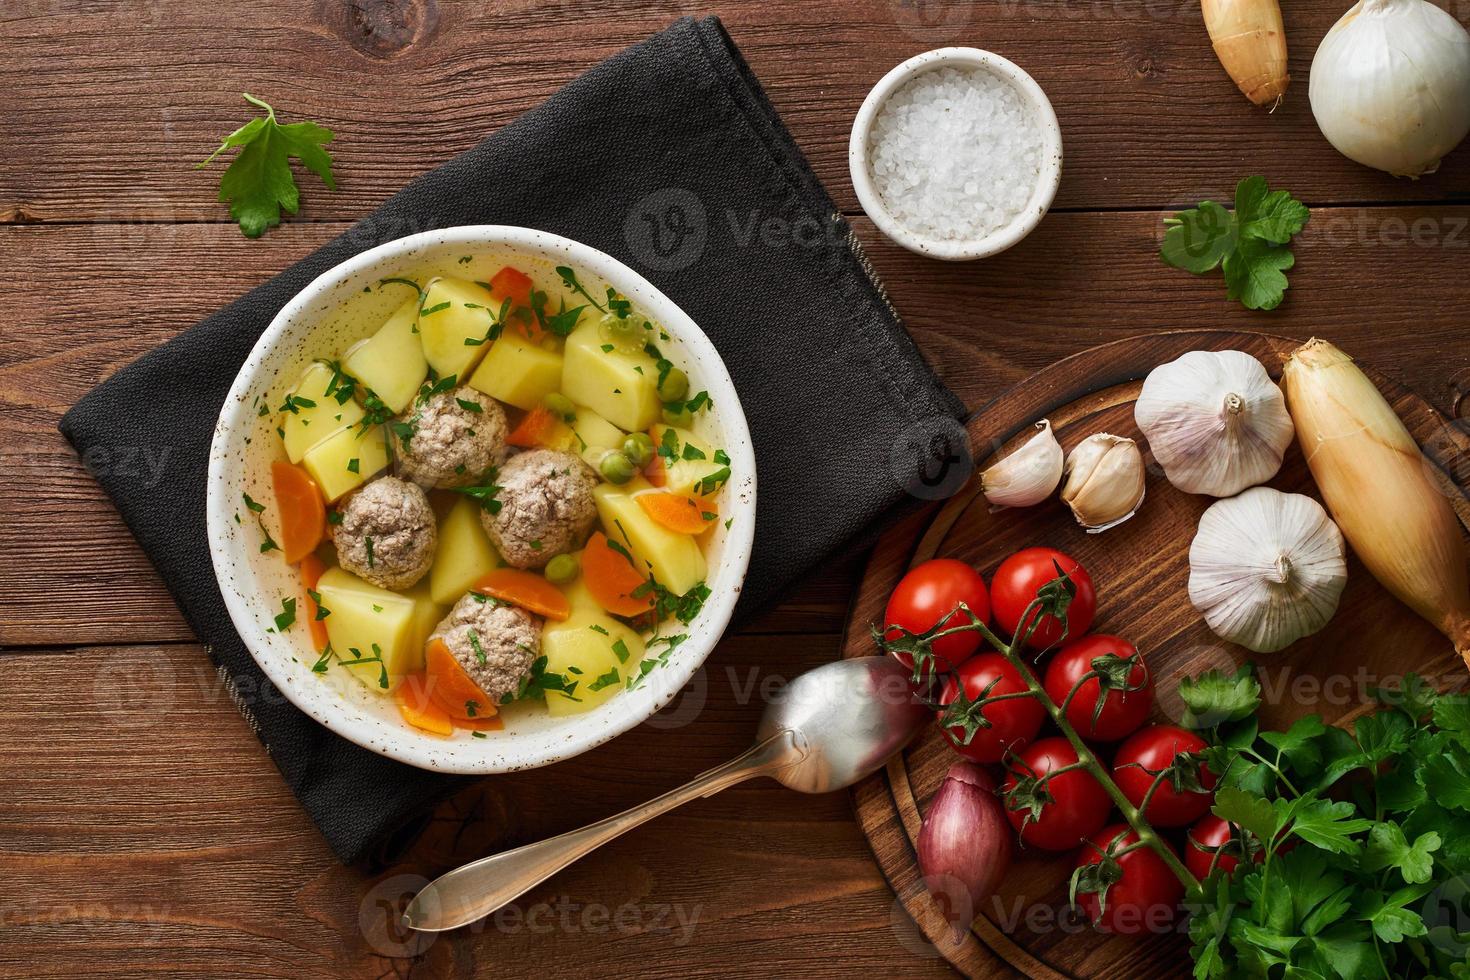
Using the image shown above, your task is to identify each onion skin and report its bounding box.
[917,761,1013,936]
[1203,0,1290,107]
[1282,339,1470,667]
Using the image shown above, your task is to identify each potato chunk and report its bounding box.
[417,277,498,380]
[300,424,391,503]
[429,496,502,605]
[342,299,428,413]
[315,566,420,692]
[467,332,563,411]
[561,322,662,431]
[541,610,644,715]
[593,479,707,597]
[280,363,365,463]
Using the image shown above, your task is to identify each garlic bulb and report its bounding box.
[1061,433,1146,532]
[1189,487,1348,653]
[980,419,1064,508]
[1309,0,1470,177]
[1134,350,1294,498]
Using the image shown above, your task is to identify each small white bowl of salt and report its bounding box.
[850,48,1063,261]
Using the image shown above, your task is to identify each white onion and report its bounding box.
[1309,0,1470,177]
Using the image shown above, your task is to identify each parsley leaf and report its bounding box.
[197,93,336,238]
[1161,176,1308,311]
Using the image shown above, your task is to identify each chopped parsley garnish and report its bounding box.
[600,343,615,353]
[321,360,357,405]
[274,597,297,631]
[390,419,418,450]
[364,535,375,567]
[307,589,330,620]
[471,731,487,739]
[588,623,609,635]
[327,510,343,526]
[611,638,631,664]
[278,393,316,414]
[378,277,423,297]
[465,699,480,717]
[588,668,620,692]
[505,655,580,703]
[419,301,451,317]
[417,372,458,404]
[456,397,482,413]
[682,443,706,461]
[346,457,360,474]
[555,265,607,313]
[242,492,266,514]
[529,539,543,551]
[450,470,503,515]
[469,629,487,666]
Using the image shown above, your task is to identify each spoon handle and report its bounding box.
[402,729,803,932]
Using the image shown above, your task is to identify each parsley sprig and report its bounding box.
[197,93,337,238]
[1161,176,1310,311]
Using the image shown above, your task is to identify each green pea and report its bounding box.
[544,392,576,422]
[663,405,695,428]
[622,432,655,467]
[599,314,643,352]
[658,367,689,402]
[544,553,580,585]
[599,451,635,485]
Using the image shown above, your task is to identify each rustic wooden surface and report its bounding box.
[2,1,1469,977]
[842,331,1470,977]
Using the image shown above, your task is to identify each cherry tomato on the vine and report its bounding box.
[1002,737,1111,851]
[938,653,1046,764]
[990,548,1095,650]
[1112,725,1216,827]
[884,559,991,676]
[1184,814,1262,880]
[1043,634,1153,742]
[1074,824,1185,935]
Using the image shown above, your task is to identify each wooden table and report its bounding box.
[2,1,1467,976]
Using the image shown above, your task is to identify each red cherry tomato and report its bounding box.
[1112,725,1216,827]
[1184,814,1262,879]
[1043,635,1153,742]
[990,548,1095,649]
[939,653,1046,764]
[1002,737,1111,851]
[1075,824,1185,935]
[884,559,990,676]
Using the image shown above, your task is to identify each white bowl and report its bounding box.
[849,47,1063,261]
[206,227,757,774]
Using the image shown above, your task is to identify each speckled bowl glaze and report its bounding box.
[849,47,1063,261]
[207,227,756,774]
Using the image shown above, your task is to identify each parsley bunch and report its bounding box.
[1181,665,1470,979]
[1161,176,1309,311]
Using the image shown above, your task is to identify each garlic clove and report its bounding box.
[1061,433,1146,532]
[1135,350,1294,498]
[1187,486,1348,654]
[980,419,1064,509]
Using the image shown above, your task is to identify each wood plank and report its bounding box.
[0,637,951,979]
[3,209,1468,646]
[3,0,1470,227]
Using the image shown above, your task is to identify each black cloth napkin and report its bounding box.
[60,16,965,863]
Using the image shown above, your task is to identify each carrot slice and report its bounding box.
[395,672,454,736]
[300,554,330,653]
[271,461,325,563]
[471,567,571,621]
[636,492,718,535]
[488,266,533,308]
[644,451,667,487]
[457,714,505,732]
[425,638,498,722]
[507,405,559,448]
[582,531,655,617]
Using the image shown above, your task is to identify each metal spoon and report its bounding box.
[402,655,929,932]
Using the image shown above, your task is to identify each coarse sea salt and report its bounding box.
[868,67,1044,243]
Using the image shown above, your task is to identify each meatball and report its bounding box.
[430,593,541,704]
[482,448,598,569]
[331,476,437,589]
[395,386,507,488]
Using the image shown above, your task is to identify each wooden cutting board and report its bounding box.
[839,330,1470,979]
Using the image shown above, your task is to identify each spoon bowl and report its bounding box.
[403,656,929,932]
